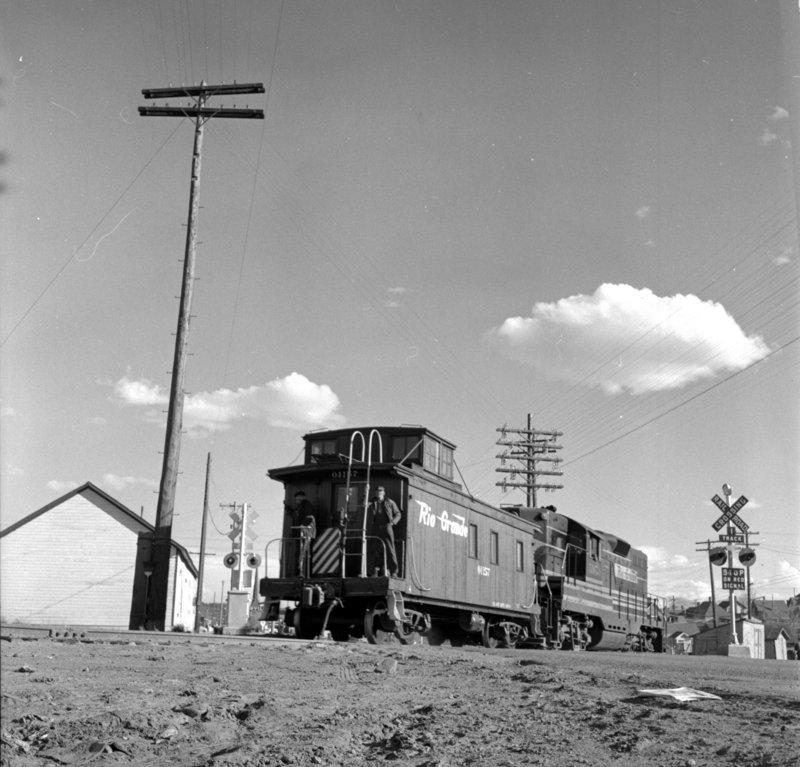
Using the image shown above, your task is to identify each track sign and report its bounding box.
[709,547,727,566]
[718,533,744,544]
[738,548,756,567]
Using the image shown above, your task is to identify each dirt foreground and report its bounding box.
[2,632,798,767]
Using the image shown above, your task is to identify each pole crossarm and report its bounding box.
[495,466,564,477]
[142,82,265,99]
[139,106,265,120]
[496,480,564,491]
[497,440,563,450]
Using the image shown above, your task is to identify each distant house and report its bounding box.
[0,482,197,630]
[692,619,765,658]
[685,598,748,627]
[765,627,791,660]
[666,622,701,654]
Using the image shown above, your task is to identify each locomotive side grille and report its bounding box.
[312,528,341,575]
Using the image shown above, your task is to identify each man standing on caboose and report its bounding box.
[367,486,402,577]
[284,491,317,576]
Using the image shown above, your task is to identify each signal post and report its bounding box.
[221,502,261,632]
[703,483,758,653]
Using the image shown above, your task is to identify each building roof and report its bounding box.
[765,626,791,642]
[1,481,197,577]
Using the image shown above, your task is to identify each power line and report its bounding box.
[1,119,186,348]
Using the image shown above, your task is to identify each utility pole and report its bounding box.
[193,453,212,633]
[695,539,719,628]
[139,82,263,630]
[495,415,563,506]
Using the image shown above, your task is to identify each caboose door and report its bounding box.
[335,482,368,577]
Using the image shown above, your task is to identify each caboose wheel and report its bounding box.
[481,618,499,649]
[292,607,322,640]
[364,600,397,644]
[482,619,526,649]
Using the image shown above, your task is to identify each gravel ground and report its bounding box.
[2,633,798,767]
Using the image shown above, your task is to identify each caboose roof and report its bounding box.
[302,425,456,450]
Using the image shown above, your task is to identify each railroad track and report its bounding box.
[0,623,313,646]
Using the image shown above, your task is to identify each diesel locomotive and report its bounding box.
[259,425,666,651]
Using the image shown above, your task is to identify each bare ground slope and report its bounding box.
[2,634,798,767]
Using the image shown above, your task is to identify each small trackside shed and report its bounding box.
[0,482,197,630]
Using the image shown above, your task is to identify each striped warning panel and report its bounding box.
[312,528,341,575]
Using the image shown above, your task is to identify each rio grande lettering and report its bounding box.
[415,500,469,538]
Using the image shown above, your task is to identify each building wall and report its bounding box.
[1,487,197,631]
[693,619,765,659]
[0,491,143,628]
[170,550,197,630]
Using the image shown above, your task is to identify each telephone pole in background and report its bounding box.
[140,82,264,630]
[496,414,563,506]
[193,453,212,633]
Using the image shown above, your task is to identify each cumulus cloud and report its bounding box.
[485,283,770,394]
[768,105,789,121]
[112,372,345,435]
[101,474,158,493]
[46,479,79,493]
[758,127,780,147]
[639,546,710,601]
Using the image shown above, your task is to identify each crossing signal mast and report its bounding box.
[496,414,564,507]
[140,82,264,630]
[221,502,260,592]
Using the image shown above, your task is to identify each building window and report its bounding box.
[468,523,478,558]
[490,531,499,565]
[516,540,524,572]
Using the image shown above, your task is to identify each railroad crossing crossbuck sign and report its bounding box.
[711,494,749,533]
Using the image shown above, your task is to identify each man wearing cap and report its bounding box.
[367,486,402,576]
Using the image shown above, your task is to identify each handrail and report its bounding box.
[360,429,384,578]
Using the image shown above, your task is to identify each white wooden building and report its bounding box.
[0,482,197,630]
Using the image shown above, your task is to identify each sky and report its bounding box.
[2,0,799,606]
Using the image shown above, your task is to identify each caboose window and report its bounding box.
[392,436,422,465]
[310,439,337,457]
[468,523,478,558]
[422,436,454,479]
[490,531,499,564]
[515,540,524,572]
[423,437,440,473]
[440,445,454,479]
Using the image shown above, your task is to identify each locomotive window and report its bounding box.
[468,523,478,558]
[490,531,499,564]
[515,540,524,572]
